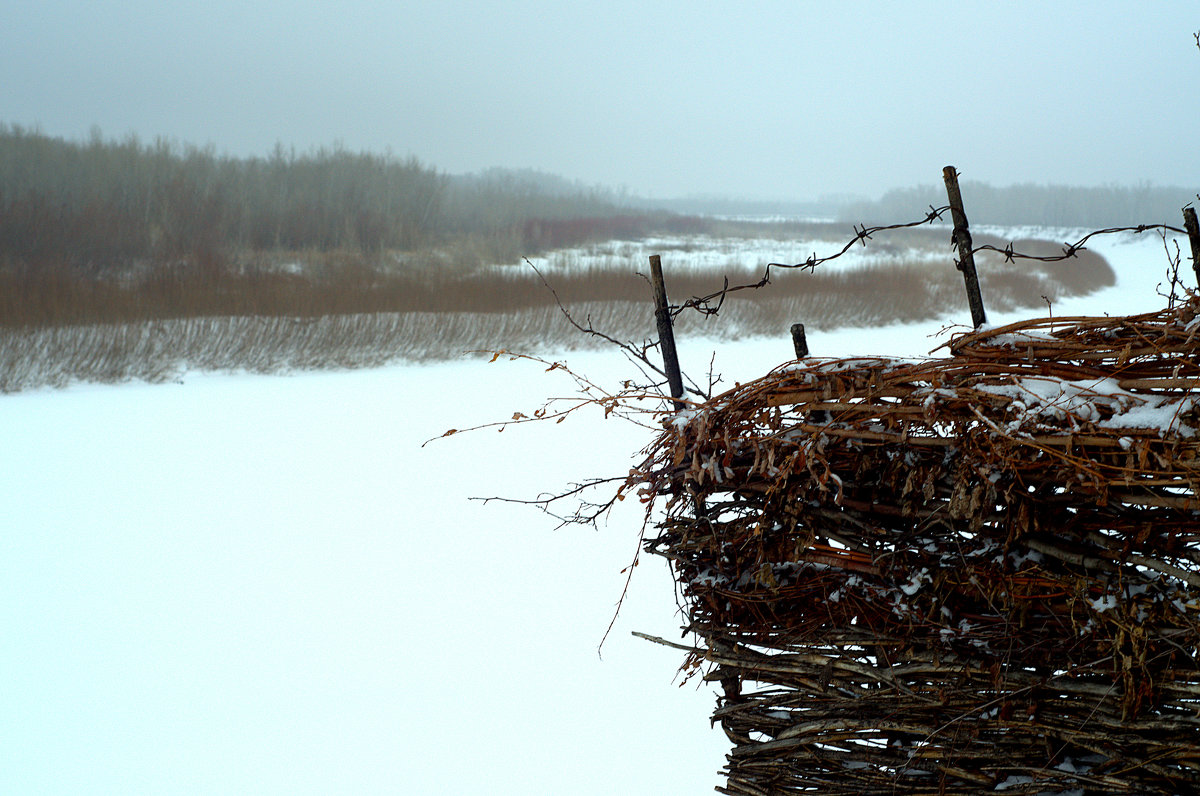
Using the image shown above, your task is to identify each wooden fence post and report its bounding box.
[649,254,686,411]
[1184,207,1200,287]
[791,323,809,359]
[942,166,987,329]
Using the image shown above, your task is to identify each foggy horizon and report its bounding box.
[4,2,1199,201]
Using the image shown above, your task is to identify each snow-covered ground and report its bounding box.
[0,226,1188,794]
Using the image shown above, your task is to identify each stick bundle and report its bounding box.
[641,299,1200,794]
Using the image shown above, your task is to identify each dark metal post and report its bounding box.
[649,255,685,411]
[1184,207,1200,287]
[942,166,987,329]
[791,323,809,359]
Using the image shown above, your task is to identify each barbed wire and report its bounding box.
[672,209,1190,319]
[673,205,952,317]
[974,224,1186,263]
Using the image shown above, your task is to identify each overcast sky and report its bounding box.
[4,1,1198,199]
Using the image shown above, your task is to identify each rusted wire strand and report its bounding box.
[974,224,1187,264]
[673,211,1187,320]
[674,205,953,317]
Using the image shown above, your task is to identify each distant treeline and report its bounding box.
[0,125,697,273]
[841,181,1199,229]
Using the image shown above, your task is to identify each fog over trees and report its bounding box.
[841,181,1198,229]
[0,125,647,274]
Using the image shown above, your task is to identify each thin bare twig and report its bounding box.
[526,258,711,401]
[471,475,635,529]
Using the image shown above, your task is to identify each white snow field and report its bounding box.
[0,227,1189,794]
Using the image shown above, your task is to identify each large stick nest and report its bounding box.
[641,299,1200,794]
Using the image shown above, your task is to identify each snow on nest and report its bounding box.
[976,376,1199,437]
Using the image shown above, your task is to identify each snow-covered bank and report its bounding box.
[1,357,730,794]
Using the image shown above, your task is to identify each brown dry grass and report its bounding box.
[0,229,1115,392]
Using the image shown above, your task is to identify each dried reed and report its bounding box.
[640,299,1200,794]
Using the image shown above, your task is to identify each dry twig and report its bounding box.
[635,299,1200,794]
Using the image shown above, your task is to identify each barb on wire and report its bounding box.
[673,205,951,318]
[972,224,1188,264]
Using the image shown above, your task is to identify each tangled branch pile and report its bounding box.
[641,299,1200,794]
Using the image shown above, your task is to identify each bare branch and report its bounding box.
[470,474,635,530]
[1155,229,1186,308]
[526,259,711,402]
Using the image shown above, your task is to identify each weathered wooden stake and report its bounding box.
[942,166,987,329]
[791,323,809,359]
[649,254,685,411]
[1184,207,1200,286]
